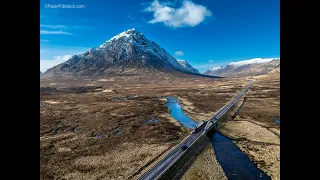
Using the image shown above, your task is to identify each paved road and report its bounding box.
[138,80,254,180]
[206,80,254,127]
[138,128,204,180]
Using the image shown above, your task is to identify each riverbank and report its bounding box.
[217,69,280,180]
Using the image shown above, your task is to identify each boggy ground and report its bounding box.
[217,67,280,180]
[40,73,247,180]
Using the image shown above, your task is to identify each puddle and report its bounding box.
[126,94,138,99]
[40,102,48,107]
[111,97,127,101]
[73,127,79,133]
[113,127,121,136]
[114,131,121,136]
[96,134,106,138]
[144,119,159,124]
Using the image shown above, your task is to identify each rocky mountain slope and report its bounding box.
[177,60,199,74]
[44,28,200,77]
[204,58,280,77]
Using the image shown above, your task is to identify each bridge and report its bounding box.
[138,80,254,180]
[202,80,254,134]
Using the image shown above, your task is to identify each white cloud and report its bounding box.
[40,30,73,35]
[40,24,68,29]
[209,60,213,63]
[40,55,73,72]
[40,24,88,29]
[145,0,212,28]
[175,50,184,56]
[127,15,136,20]
[40,39,50,42]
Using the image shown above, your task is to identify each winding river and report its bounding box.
[166,97,198,129]
[165,96,271,180]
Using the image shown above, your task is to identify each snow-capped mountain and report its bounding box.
[177,60,199,74]
[208,66,223,71]
[204,58,280,77]
[229,58,278,66]
[44,28,192,77]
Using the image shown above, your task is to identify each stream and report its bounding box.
[165,96,271,180]
[165,97,198,129]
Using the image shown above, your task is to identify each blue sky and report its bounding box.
[40,0,280,73]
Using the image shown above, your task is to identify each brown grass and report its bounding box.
[40,75,247,179]
[181,144,227,180]
[216,69,280,179]
[219,121,279,145]
[40,72,277,180]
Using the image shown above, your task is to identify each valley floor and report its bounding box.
[40,71,279,180]
[216,69,280,180]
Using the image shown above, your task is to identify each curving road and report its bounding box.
[138,80,254,180]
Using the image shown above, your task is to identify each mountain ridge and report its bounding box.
[204,58,280,77]
[43,28,202,77]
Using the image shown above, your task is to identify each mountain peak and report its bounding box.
[44,28,195,76]
[98,28,144,49]
[119,28,139,37]
[126,28,137,33]
[111,28,141,39]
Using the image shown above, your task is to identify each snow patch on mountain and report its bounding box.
[177,60,187,68]
[177,60,199,73]
[209,66,223,71]
[229,58,279,66]
[99,28,136,48]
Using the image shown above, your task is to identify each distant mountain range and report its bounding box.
[204,58,280,77]
[43,28,200,77]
